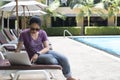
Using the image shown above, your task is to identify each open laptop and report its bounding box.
[5,52,32,66]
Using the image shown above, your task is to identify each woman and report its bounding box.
[15,16,78,80]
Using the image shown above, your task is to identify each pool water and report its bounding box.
[73,36,120,57]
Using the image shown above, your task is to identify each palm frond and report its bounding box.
[69,0,79,9]
[44,0,65,21]
[88,8,92,15]
[108,9,114,17]
[46,0,60,11]
[73,4,83,8]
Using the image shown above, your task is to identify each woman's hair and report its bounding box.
[29,16,41,26]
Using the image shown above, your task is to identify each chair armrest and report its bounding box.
[8,40,18,44]
[0,44,17,49]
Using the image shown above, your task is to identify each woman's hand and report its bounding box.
[15,42,23,53]
[31,54,39,63]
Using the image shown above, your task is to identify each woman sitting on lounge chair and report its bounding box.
[15,16,78,80]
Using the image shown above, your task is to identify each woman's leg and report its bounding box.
[47,50,72,78]
[35,53,58,65]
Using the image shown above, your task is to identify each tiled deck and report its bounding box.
[1,36,120,80]
[49,37,120,80]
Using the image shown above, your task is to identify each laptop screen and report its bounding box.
[5,52,31,66]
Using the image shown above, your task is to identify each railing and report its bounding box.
[63,29,73,38]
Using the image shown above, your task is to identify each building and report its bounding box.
[45,0,120,27]
[1,0,120,29]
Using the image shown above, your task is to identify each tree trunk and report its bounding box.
[88,16,90,27]
[115,15,117,26]
[80,26,84,35]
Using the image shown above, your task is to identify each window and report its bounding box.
[51,17,77,27]
[117,17,120,26]
[84,17,108,26]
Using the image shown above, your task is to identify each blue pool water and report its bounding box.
[72,36,120,57]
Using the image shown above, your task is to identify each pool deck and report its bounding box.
[48,36,120,80]
[1,36,120,80]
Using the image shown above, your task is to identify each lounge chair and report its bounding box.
[0,51,64,80]
[0,30,26,52]
[0,62,63,80]
[10,29,21,38]
[3,29,18,44]
[3,29,16,41]
[9,29,18,39]
[0,31,17,51]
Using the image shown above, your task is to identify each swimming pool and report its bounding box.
[72,36,120,57]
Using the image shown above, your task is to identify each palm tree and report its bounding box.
[69,0,95,35]
[103,0,120,26]
[44,0,65,27]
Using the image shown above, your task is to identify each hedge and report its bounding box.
[85,26,120,35]
[43,26,120,36]
[43,27,81,36]
[2,26,120,36]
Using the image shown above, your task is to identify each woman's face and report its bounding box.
[30,23,40,34]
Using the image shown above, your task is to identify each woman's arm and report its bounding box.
[15,42,23,52]
[31,40,49,63]
[37,40,49,55]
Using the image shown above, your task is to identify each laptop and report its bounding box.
[5,52,32,66]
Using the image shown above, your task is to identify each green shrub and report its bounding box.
[85,26,120,35]
[42,26,120,36]
[43,27,81,36]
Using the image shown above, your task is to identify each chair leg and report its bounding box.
[49,72,56,79]
[10,73,14,80]
[12,70,51,80]
[10,73,20,80]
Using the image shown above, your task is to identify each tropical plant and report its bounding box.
[102,0,120,26]
[43,0,66,27]
[69,0,95,35]
[46,0,65,20]
[0,1,10,6]
[40,0,46,4]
